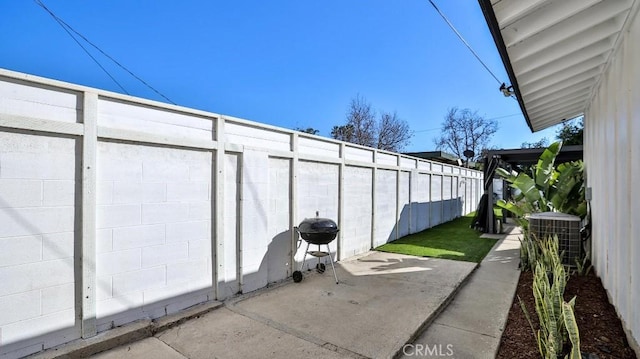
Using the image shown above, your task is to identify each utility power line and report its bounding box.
[427,0,503,85]
[413,113,521,133]
[35,0,176,105]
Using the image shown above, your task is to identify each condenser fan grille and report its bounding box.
[529,212,581,266]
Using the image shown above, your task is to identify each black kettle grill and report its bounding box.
[293,213,339,283]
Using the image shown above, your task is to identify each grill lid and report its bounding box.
[298,217,339,234]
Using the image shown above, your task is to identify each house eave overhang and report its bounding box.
[478,0,639,132]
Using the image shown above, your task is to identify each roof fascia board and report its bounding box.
[478,0,535,132]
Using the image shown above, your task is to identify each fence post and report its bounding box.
[337,143,345,260]
[371,150,377,249]
[80,91,98,338]
[213,117,225,300]
[290,133,299,272]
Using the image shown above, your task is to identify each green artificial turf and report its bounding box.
[375,213,497,263]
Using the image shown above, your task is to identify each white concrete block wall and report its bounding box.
[413,173,431,232]
[0,69,484,358]
[344,145,374,163]
[443,176,452,222]
[0,132,78,356]
[399,157,416,168]
[98,98,214,140]
[585,8,640,350]
[298,136,340,159]
[430,175,443,225]
[417,161,430,171]
[95,142,212,329]
[373,169,397,247]
[219,153,239,299]
[342,166,373,258]
[296,161,339,266]
[0,79,80,123]
[377,152,398,166]
[266,158,291,283]
[241,150,270,293]
[225,122,290,152]
[398,171,411,238]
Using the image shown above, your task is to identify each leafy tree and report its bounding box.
[330,95,412,152]
[295,127,320,135]
[434,107,498,161]
[521,137,549,149]
[330,124,354,142]
[556,118,583,145]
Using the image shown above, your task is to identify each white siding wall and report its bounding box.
[0,68,483,358]
[585,7,640,350]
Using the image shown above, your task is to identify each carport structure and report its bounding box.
[478,0,640,352]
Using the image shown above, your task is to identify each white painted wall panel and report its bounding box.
[430,175,442,226]
[585,8,639,350]
[225,122,290,152]
[95,142,212,327]
[443,176,452,222]
[0,78,79,123]
[344,145,373,163]
[377,152,398,166]
[241,150,270,293]
[0,132,78,354]
[399,157,416,168]
[0,69,484,358]
[98,98,213,140]
[414,173,431,232]
[298,137,340,159]
[296,161,339,267]
[398,171,411,238]
[220,153,239,298]
[266,158,291,284]
[417,161,431,171]
[373,169,397,246]
[342,166,373,258]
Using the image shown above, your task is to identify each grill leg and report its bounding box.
[325,243,339,284]
[299,241,311,272]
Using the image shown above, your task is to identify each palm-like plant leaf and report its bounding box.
[535,141,561,190]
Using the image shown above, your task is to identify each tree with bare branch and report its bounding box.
[434,107,498,161]
[331,95,412,152]
[377,111,411,152]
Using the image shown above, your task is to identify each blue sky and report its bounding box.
[0,0,558,152]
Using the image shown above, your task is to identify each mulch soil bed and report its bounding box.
[497,271,637,359]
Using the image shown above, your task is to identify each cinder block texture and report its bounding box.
[95,142,212,327]
[0,74,487,358]
[295,160,339,264]
[0,132,78,353]
[374,169,397,246]
[241,150,270,293]
[342,166,373,258]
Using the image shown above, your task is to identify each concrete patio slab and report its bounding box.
[92,338,186,359]
[84,251,475,359]
[227,252,476,359]
[157,308,350,359]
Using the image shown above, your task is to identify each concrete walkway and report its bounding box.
[401,225,522,359]
[32,227,522,359]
